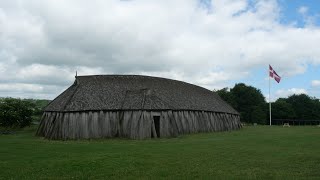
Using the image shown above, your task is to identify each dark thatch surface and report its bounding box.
[45,75,238,114]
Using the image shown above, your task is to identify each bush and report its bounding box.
[0,98,34,128]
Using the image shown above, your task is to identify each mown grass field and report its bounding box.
[0,126,319,179]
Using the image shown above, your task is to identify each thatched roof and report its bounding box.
[45,75,239,114]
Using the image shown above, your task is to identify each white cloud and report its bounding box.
[0,83,43,93]
[0,83,64,99]
[0,0,320,99]
[276,88,308,98]
[311,80,320,87]
[266,88,308,102]
[298,6,308,15]
[297,5,318,26]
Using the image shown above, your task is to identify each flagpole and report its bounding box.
[269,67,271,126]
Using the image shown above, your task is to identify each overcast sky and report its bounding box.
[0,0,319,101]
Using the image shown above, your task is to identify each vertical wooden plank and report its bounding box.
[142,111,149,138]
[78,112,83,139]
[83,112,89,139]
[122,111,130,138]
[151,117,157,138]
[62,113,69,140]
[223,113,229,131]
[107,111,114,137]
[194,111,200,133]
[138,111,144,139]
[230,114,235,130]
[180,111,185,133]
[44,112,53,137]
[161,111,169,137]
[115,111,120,137]
[205,112,214,132]
[129,111,136,139]
[187,111,193,133]
[36,113,47,136]
[136,111,144,139]
[92,111,99,138]
[214,113,221,132]
[218,113,224,131]
[105,111,112,137]
[214,113,219,132]
[75,112,80,139]
[194,111,198,132]
[98,111,104,137]
[56,113,64,139]
[69,112,74,139]
[51,112,59,138]
[46,112,54,139]
[111,111,117,137]
[201,112,211,132]
[168,110,178,137]
[102,111,108,137]
[88,111,93,139]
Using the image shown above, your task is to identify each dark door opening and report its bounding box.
[152,116,160,138]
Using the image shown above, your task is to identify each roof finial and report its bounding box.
[75,71,78,78]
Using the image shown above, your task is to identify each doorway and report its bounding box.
[152,116,160,138]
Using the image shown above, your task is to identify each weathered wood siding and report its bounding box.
[36,111,241,140]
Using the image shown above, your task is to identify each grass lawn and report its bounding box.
[0,126,319,179]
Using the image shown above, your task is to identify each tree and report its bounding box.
[311,98,320,120]
[250,105,266,124]
[217,83,267,124]
[217,84,320,123]
[286,94,316,120]
[271,98,296,119]
[216,88,237,108]
[24,99,50,121]
[0,98,34,128]
[231,83,267,124]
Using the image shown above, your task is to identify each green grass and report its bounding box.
[0,126,320,179]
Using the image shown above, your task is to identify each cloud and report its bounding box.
[0,0,320,99]
[266,88,308,102]
[276,88,308,98]
[298,6,308,15]
[297,5,318,26]
[311,80,320,87]
[0,83,64,99]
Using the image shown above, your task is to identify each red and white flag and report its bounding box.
[269,65,281,83]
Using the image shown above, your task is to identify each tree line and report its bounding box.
[216,83,320,124]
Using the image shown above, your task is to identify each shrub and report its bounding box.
[0,98,34,128]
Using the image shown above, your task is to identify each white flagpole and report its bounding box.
[269,67,272,126]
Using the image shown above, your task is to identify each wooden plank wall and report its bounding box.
[36,110,241,140]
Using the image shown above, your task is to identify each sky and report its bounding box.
[0,0,319,101]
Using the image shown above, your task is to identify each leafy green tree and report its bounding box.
[216,88,237,108]
[231,83,267,124]
[311,99,320,120]
[250,105,266,124]
[217,84,320,123]
[286,94,316,120]
[217,83,267,124]
[24,99,50,121]
[0,98,34,128]
[271,98,296,119]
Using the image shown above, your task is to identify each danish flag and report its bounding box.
[269,65,281,83]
